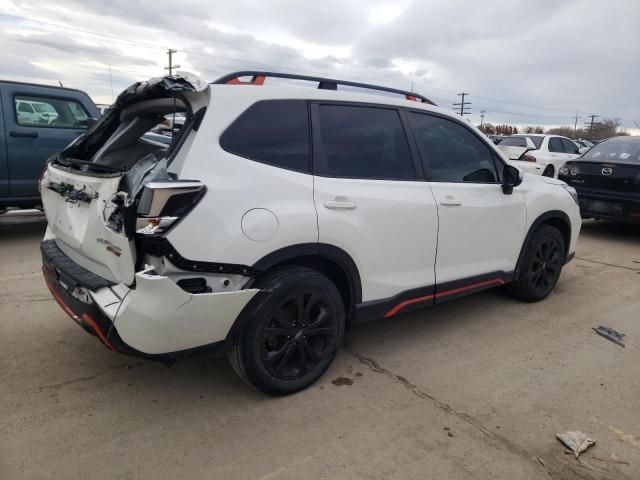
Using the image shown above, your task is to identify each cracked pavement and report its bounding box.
[1,212,639,479]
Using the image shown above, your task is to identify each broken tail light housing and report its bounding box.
[136,181,205,236]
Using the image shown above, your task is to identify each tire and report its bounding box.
[228,266,345,395]
[508,225,565,302]
[542,165,554,177]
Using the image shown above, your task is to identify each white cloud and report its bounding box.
[0,0,637,129]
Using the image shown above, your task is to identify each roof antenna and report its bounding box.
[58,80,64,87]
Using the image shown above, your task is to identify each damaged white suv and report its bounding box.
[41,72,581,395]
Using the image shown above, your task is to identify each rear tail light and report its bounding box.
[136,181,205,236]
[37,155,56,192]
[522,154,537,163]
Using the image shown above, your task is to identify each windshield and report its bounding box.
[582,139,640,165]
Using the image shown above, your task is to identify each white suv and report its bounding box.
[40,72,581,395]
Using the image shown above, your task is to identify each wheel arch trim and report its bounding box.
[251,243,363,307]
[515,210,571,278]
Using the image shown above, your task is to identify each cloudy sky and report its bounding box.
[1,0,638,132]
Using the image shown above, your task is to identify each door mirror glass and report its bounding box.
[502,164,522,194]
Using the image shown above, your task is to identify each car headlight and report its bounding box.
[559,165,580,177]
[562,185,579,205]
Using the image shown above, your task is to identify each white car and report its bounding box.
[497,134,582,177]
[40,72,581,395]
[573,139,593,154]
[16,99,60,125]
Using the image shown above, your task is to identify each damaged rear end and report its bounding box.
[40,74,258,359]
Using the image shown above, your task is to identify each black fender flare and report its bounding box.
[251,243,362,306]
[514,210,571,278]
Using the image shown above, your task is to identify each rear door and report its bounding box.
[0,86,8,197]
[408,111,526,290]
[311,102,438,302]
[1,85,95,197]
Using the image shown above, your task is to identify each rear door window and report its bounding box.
[220,100,310,173]
[561,138,578,154]
[548,137,563,153]
[315,104,415,180]
[14,95,89,128]
[410,112,500,183]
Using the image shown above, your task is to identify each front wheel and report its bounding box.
[508,225,565,302]
[542,165,555,177]
[228,266,345,395]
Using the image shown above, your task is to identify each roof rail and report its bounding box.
[212,71,437,105]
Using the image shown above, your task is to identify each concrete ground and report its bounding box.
[1,212,639,480]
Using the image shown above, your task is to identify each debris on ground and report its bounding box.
[593,326,626,347]
[556,431,596,458]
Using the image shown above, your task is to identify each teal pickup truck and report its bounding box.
[0,81,100,213]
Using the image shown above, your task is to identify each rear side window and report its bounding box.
[316,104,415,180]
[220,100,310,173]
[14,95,89,128]
[410,112,499,183]
[561,138,579,154]
[548,137,563,153]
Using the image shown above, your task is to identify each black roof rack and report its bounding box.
[212,71,437,106]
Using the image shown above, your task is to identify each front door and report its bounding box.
[408,111,526,290]
[2,87,89,197]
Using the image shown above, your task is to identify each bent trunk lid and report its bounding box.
[496,145,529,160]
[42,165,135,284]
[40,73,209,286]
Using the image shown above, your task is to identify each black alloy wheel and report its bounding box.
[261,290,336,380]
[528,237,563,296]
[507,225,565,302]
[229,266,345,395]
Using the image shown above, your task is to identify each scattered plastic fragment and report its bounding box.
[593,326,625,347]
[556,431,596,458]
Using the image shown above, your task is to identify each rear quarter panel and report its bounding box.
[166,87,319,266]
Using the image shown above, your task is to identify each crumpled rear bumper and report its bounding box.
[42,240,260,361]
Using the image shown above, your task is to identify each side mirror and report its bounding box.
[502,164,523,194]
[86,117,99,129]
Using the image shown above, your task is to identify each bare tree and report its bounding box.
[546,118,628,140]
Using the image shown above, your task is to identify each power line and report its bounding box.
[453,92,471,116]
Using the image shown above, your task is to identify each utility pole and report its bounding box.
[480,109,486,127]
[585,114,599,132]
[164,49,180,76]
[453,92,471,116]
[572,111,581,135]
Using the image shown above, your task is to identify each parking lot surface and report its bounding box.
[1,212,639,480]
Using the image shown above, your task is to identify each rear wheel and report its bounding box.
[542,165,554,177]
[508,225,565,302]
[229,266,345,395]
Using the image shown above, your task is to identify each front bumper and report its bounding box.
[42,240,260,361]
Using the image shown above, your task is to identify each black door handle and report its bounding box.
[9,130,38,138]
